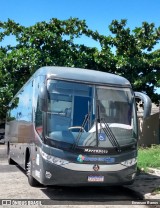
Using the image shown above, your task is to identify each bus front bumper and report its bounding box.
[39,162,137,186]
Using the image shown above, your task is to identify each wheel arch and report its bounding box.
[25,147,30,170]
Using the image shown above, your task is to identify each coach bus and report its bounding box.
[5,66,151,187]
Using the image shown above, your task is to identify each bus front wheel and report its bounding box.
[26,156,40,187]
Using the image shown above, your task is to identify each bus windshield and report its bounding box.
[46,80,137,149]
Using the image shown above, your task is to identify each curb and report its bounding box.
[147,168,160,175]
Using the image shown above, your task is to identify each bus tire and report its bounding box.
[26,155,40,187]
[7,144,15,165]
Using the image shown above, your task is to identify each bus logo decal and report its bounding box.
[93,164,100,171]
[77,155,85,163]
[84,149,108,154]
[77,155,115,163]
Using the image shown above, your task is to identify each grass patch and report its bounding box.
[151,187,160,195]
[137,145,160,172]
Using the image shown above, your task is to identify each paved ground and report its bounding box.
[126,168,160,200]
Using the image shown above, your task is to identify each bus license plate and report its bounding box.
[88,176,104,182]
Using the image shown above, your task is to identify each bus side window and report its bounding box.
[35,97,43,137]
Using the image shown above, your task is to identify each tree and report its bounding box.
[0,18,99,119]
[107,20,160,103]
[0,18,159,120]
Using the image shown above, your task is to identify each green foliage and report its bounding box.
[138,145,160,172]
[108,20,160,102]
[0,18,160,120]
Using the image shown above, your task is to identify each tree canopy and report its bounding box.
[0,18,160,120]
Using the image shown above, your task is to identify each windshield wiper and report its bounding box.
[72,114,90,149]
[72,105,121,152]
[100,117,121,152]
[96,104,121,153]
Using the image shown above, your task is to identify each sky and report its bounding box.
[0,0,160,94]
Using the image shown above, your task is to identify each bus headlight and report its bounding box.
[121,158,137,167]
[40,149,69,166]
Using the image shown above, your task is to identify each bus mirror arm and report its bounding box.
[134,92,152,119]
[39,85,48,111]
[39,98,47,111]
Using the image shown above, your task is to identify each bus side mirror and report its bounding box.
[134,92,152,119]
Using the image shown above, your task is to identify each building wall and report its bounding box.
[138,112,160,146]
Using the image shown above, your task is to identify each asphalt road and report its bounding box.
[0,144,144,207]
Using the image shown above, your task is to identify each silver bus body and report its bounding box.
[5,67,151,186]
